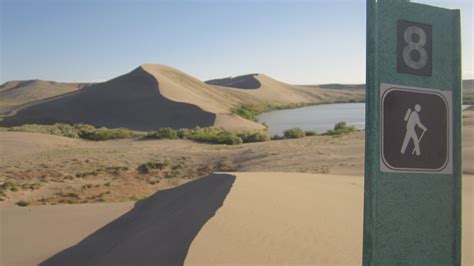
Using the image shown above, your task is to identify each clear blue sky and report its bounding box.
[1,0,472,84]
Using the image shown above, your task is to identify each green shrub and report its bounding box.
[184,127,243,145]
[283,128,305,139]
[305,130,318,136]
[324,121,357,136]
[81,127,133,141]
[232,105,259,121]
[5,123,135,141]
[145,127,178,140]
[271,134,285,140]
[8,123,79,138]
[237,131,270,143]
[16,200,30,207]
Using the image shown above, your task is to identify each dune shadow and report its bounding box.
[40,173,236,266]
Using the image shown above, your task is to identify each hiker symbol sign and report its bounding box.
[380,83,452,174]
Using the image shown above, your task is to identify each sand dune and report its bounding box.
[0,80,89,114]
[0,66,218,130]
[1,64,366,131]
[206,74,261,89]
[2,172,472,265]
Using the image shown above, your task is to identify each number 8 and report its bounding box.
[402,26,428,70]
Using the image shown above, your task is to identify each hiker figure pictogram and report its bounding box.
[400,104,427,156]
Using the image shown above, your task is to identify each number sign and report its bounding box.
[397,20,432,76]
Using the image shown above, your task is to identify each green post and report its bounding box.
[363,0,462,265]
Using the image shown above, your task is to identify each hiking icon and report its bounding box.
[400,104,427,156]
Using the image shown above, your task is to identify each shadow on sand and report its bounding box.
[40,173,236,266]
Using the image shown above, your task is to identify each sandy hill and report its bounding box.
[1,64,365,131]
[206,74,261,89]
[207,73,365,105]
[0,65,263,131]
[0,80,89,114]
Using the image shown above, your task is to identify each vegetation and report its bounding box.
[137,161,169,174]
[16,200,30,207]
[323,121,357,136]
[2,123,137,141]
[146,127,271,145]
[232,104,259,121]
[305,130,318,136]
[143,127,178,140]
[283,128,306,139]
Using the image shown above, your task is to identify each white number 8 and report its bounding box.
[402,26,428,70]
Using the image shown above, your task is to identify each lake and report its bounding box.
[257,103,472,136]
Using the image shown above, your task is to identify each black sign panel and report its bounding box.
[381,87,449,171]
[397,20,432,76]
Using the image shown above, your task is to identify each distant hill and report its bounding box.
[0,80,91,114]
[300,80,474,104]
[312,84,365,90]
[206,74,261,89]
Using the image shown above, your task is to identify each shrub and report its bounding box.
[8,123,79,138]
[137,160,169,174]
[81,127,134,141]
[283,128,305,139]
[5,123,136,141]
[271,134,285,140]
[232,105,259,121]
[324,121,357,136]
[237,131,270,143]
[16,200,30,207]
[145,127,178,140]
[184,127,243,145]
[305,130,318,136]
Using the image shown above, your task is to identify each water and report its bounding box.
[257,103,472,136]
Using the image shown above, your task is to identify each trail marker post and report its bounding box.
[363,0,462,265]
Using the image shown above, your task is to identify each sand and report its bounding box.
[1,202,133,266]
[0,80,87,114]
[1,172,472,265]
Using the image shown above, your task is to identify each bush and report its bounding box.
[16,200,30,207]
[145,127,179,140]
[5,123,136,141]
[237,131,270,143]
[8,123,79,138]
[232,105,259,121]
[137,161,169,174]
[183,127,243,145]
[283,128,305,139]
[271,134,285,140]
[324,121,357,136]
[80,127,134,141]
[305,130,318,136]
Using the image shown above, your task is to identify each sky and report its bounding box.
[1,0,472,85]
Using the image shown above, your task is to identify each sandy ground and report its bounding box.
[1,172,472,265]
[1,202,134,266]
[0,131,365,207]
